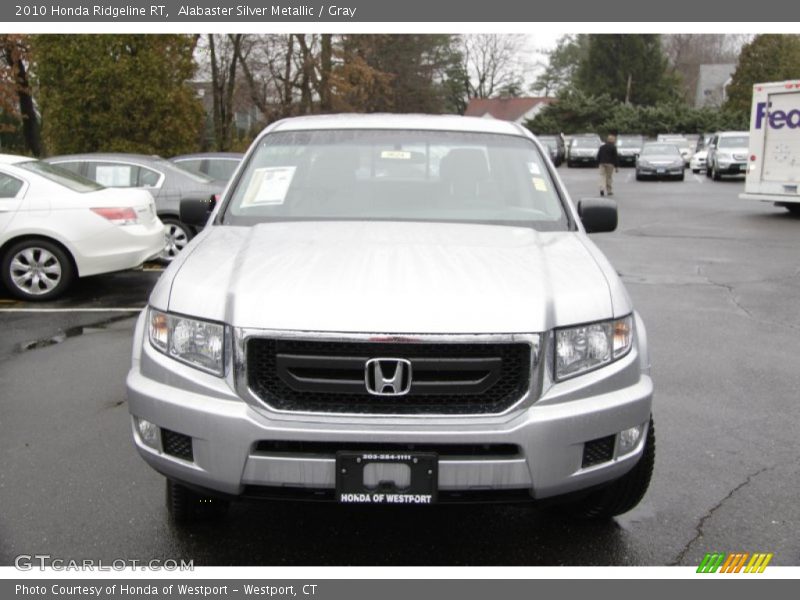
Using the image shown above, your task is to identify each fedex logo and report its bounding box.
[755,102,800,129]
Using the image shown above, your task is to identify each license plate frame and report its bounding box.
[335,451,438,505]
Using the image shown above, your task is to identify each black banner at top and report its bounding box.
[3,0,799,22]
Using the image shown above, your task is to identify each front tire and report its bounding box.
[166,480,230,524]
[558,418,655,519]
[159,217,194,263]
[1,239,75,301]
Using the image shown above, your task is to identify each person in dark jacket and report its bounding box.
[597,134,619,196]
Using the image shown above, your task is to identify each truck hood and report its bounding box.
[157,221,624,333]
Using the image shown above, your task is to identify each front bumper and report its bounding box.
[127,313,653,502]
[716,162,747,175]
[636,165,684,178]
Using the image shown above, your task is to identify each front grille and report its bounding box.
[581,435,615,468]
[246,338,532,415]
[255,440,520,457]
[161,428,194,461]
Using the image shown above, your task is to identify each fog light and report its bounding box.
[619,425,643,454]
[136,417,160,449]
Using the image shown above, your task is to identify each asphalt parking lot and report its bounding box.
[1,166,798,567]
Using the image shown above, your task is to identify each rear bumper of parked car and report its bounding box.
[74,219,166,277]
[127,312,654,503]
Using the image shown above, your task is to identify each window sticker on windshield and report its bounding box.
[380,150,412,160]
[241,166,296,206]
[532,177,548,192]
[527,162,542,175]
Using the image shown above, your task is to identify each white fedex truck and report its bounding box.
[741,80,800,214]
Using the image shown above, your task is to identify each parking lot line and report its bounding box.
[0,307,143,313]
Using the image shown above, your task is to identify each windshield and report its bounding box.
[617,137,643,147]
[221,129,569,231]
[571,138,600,148]
[18,160,103,193]
[718,136,748,149]
[641,144,681,156]
[538,137,557,149]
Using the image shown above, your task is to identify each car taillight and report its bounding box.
[91,207,138,225]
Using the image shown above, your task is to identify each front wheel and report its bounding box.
[557,418,655,519]
[159,217,194,262]
[1,239,75,301]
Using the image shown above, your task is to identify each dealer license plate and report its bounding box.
[335,451,438,505]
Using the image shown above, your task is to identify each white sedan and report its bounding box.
[690,150,708,173]
[0,154,165,301]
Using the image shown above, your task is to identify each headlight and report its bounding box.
[638,160,650,168]
[148,308,227,376]
[555,315,633,380]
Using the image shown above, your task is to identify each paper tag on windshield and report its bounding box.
[532,177,548,192]
[241,167,296,206]
[381,150,412,160]
[527,162,542,175]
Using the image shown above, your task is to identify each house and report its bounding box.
[694,64,737,108]
[464,97,555,123]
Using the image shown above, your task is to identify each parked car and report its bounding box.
[567,135,602,167]
[44,153,225,261]
[0,154,164,301]
[536,135,565,166]
[616,135,645,166]
[635,143,685,181]
[689,150,708,174]
[656,134,692,166]
[127,114,654,523]
[171,152,244,184]
[706,131,750,181]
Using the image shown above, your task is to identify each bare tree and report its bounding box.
[461,34,527,99]
[661,34,750,102]
[200,34,244,151]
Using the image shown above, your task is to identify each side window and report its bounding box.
[137,167,161,187]
[0,172,24,198]
[88,162,137,187]
[174,159,203,176]
[54,162,84,176]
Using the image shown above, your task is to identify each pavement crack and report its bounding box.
[671,466,771,566]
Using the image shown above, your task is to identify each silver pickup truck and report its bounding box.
[127,114,654,523]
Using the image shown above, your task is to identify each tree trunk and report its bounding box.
[319,34,332,112]
[3,41,41,156]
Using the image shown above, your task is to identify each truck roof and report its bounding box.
[269,113,527,136]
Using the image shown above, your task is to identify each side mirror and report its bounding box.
[578,198,617,233]
[180,196,216,227]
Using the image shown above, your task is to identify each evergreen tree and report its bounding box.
[34,34,204,156]
[576,34,680,106]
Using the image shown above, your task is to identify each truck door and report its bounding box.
[761,91,800,184]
